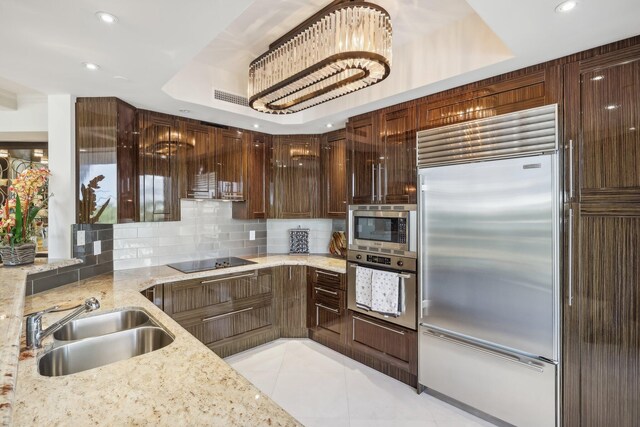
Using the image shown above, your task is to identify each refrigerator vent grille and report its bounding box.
[417,104,557,167]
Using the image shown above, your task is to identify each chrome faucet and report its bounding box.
[26,297,100,348]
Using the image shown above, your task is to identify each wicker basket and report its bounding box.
[0,243,36,266]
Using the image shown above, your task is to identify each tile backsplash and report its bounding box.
[112,200,266,270]
[112,200,335,271]
[266,219,333,254]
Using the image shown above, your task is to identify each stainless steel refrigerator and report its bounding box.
[417,105,560,427]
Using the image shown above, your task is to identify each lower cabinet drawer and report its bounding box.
[350,312,414,365]
[178,296,274,346]
[313,300,343,335]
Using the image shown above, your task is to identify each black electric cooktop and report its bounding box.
[167,257,257,273]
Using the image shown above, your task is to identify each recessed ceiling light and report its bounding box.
[605,104,618,110]
[253,124,260,129]
[326,123,333,128]
[95,11,118,24]
[591,75,604,81]
[179,109,191,113]
[82,62,100,71]
[555,1,577,13]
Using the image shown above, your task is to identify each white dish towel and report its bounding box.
[355,266,374,310]
[371,269,401,316]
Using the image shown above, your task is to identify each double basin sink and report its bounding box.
[38,309,174,377]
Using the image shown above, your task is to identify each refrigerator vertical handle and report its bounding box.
[568,206,574,307]
[371,164,376,202]
[569,139,574,200]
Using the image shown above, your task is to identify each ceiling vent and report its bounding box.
[213,89,249,107]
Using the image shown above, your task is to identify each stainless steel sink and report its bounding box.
[53,309,151,341]
[39,326,174,377]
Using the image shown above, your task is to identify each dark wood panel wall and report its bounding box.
[562,42,640,427]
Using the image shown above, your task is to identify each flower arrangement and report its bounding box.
[0,167,50,248]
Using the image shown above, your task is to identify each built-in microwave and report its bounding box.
[348,204,417,257]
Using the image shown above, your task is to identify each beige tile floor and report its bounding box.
[225,339,495,427]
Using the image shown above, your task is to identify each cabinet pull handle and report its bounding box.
[289,266,292,280]
[371,164,376,202]
[353,315,405,335]
[568,207,574,307]
[569,139,574,200]
[317,270,339,278]
[200,272,256,284]
[202,306,254,322]
[377,163,383,202]
[314,286,338,296]
[315,303,339,314]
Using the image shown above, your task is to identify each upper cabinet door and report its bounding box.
[232,132,271,219]
[321,130,347,218]
[76,97,138,224]
[347,115,380,204]
[379,106,417,204]
[565,47,640,203]
[178,120,215,199]
[215,128,245,200]
[138,111,180,222]
[271,135,320,218]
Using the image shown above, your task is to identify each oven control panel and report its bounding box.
[349,250,417,273]
[366,255,391,265]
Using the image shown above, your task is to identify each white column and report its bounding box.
[47,95,75,259]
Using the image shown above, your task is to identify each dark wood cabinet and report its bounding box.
[307,267,347,345]
[378,105,417,204]
[76,97,138,223]
[177,120,215,199]
[563,44,640,427]
[347,105,417,204]
[215,128,246,200]
[141,284,164,311]
[277,265,308,338]
[321,129,347,219]
[138,110,181,222]
[271,135,320,218]
[232,131,271,219]
[347,310,418,387]
[347,115,379,204]
[162,269,278,358]
[416,68,560,132]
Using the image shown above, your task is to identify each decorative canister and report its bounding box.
[289,226,310,255]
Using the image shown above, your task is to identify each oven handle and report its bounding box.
[348,263,412,279]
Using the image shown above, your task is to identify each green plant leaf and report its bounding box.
[13,194,23,244]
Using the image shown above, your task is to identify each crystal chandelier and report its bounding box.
[248,0,392,114]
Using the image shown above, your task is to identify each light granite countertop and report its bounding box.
[2,255,346,426]
[0,258,82,426]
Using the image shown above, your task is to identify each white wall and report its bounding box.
[47,94,75,259]
[0,94,48,133]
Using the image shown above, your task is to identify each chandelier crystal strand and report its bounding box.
[248,1,391,114]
